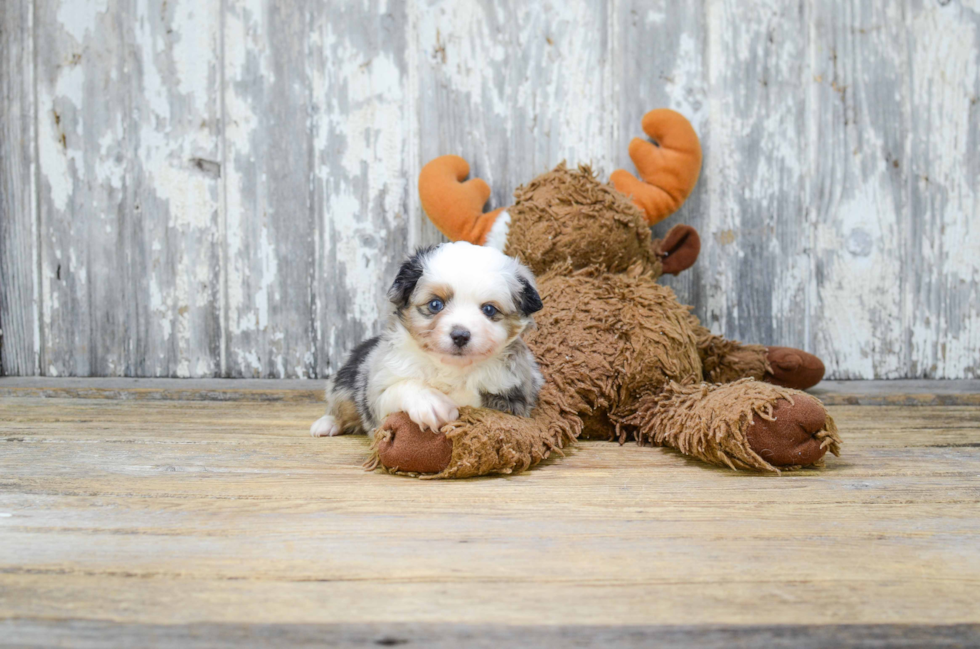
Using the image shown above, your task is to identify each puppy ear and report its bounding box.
[388,246,432,309]
[516,275,543,316]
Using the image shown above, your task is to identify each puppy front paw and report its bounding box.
[310,415,342,437]
[407,390,459,433]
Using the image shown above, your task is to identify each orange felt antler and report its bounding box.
[418,156,505,245]
[610,109,703,225]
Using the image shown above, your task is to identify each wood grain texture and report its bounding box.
[906,0,980,379]
[3,376,980,405]
[222,0,317,378]
[810,1,910,379]
[35,0,123,377]
[702,0,811,351]
[0,0,39,376]
[33,0,223,377]
[4,620,979,649]
[1,395,979,634]
[2,0,979,378]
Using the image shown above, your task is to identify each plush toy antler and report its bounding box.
[418,155,506,245]
[610,109,702,225]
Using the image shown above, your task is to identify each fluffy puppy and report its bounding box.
[310,242,544,439]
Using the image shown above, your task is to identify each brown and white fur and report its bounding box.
[310,242,544,438]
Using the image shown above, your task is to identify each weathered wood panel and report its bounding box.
[4,621,980,649]
[0,0,39,376]
[32,0,223,377]
[810,1,910,379]
[1,0,978,378]
[702,0,811,351]
[222,0,318,377]
[35,0,128,377]
[310,0,417,378]
[131,0,224,378]
[221,0,419,379]
[906,0,980,379]
[4,376,980,405]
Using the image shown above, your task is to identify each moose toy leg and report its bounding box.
[694,324,827,391]
[628,379,841,472]
[370,406,574,479]
[764,346,827,391]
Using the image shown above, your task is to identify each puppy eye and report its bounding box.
[427,299,444,313]
[481,304,498,318]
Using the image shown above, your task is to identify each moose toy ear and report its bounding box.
[610,109,703,225]
[419,156,509,245]
[659,225,701,275]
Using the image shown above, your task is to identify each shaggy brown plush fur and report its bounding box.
[437,405,570,479]
[526,264,702,437]
[694,325,772,384]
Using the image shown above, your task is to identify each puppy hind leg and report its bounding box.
[310,415,341,437]
[311,399,363,437]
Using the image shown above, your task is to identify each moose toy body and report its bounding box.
[368,109,840,478]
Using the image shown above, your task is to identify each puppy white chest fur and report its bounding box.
[374,332,520,417]
[421,357,520,410]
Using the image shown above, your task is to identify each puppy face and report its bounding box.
[388,242,543,367]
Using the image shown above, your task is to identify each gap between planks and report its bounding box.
[0,377,977,406]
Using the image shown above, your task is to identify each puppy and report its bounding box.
[310,241,544,439]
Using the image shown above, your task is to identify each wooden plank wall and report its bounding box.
[1,0,977,379]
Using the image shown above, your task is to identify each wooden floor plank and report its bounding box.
[2,393,980,638]
[2,377,980,406]
[3,620,979,649]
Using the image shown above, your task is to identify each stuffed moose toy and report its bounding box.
[367,109,840,478]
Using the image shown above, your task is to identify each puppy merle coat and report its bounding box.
[311,242,544,438]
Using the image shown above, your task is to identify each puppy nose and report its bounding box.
[450,327,471,348]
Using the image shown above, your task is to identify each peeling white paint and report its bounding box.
[817,181,904,378]
[171,0,215,97]
[417,1,509,120]
[37,61,84,213]
[253,225,278,332]
[224,0,263,346]
[646,9,667,25]
[56,0,108,44]
[905,3,980,378]
[912,10,978,280]
[663,33,707,130]
[325,41,407,327]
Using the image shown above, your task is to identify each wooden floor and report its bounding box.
[1,379,979,647]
